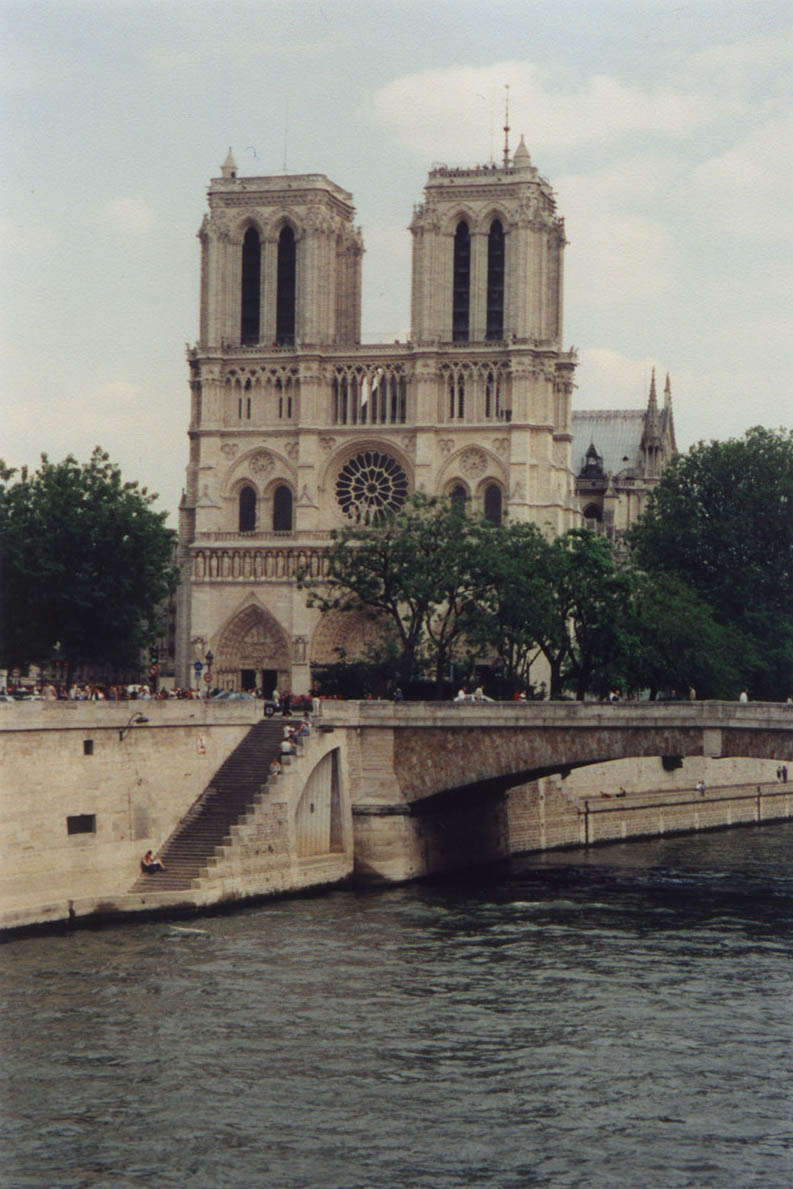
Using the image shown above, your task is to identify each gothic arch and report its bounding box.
[215,601,291,684]
[220,447,297,499]
[310,609,385,666]
[436,445,506,492]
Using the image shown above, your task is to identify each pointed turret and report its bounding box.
[664,372,672,408]
[642,368,663,475]
[220,147,237,179]
[513,135,531,169]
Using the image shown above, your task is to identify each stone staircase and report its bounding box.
[129,719,286,893]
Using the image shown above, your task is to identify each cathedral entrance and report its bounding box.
[216,605,290,691]
[241,667,278,694]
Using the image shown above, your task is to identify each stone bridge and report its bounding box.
[319,699,793,805]
[309,700,793,882]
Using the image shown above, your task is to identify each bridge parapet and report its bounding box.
[315,700,792,807]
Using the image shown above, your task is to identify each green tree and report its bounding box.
[0,448,177,680]
[466,520,551,693]
[629,571,746,699]
[533,529,639,700]
[299,495,484,695]
[629,426,793,698]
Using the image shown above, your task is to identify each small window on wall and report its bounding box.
[273,485,293,531]
[239,486,256,532]
[83,740,94,756]
[484,484,503,525]
[67,814,96,836]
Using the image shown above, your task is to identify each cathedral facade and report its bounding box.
[175,141,584,693]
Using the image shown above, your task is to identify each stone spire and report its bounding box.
[664,372,672,408]
[641,368,663,476]
[220,147,237,179]
[513,135,531,169]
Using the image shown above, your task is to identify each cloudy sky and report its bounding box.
[2,0,791,523]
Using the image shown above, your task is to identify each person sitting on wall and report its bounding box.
[141,850,166,873]
[269,758,282,777]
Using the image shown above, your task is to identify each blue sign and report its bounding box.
[194,661,204,672]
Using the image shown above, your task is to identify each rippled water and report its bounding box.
[2,824,791,1189]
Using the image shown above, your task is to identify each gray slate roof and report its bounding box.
[571,410,646,478]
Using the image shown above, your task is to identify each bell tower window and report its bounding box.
[486,220,505,340]
[239,485,256,532]
[277,226,296,346]
[452,221,470,342]
[241,228,261,345]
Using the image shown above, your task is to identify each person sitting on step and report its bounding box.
[141,849,166,873]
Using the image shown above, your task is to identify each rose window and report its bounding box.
[336,451,408,524]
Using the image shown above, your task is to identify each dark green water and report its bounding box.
[2,824,791,1188]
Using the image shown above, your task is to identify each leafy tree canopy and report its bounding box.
[0,448,178,678]
[629,426,793,698]
[299,494,483,692]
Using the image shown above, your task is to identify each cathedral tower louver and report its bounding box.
[176,141,580,693]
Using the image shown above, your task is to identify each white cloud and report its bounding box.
[687,26,793,87]
[366,61,742,161]
[575,348,666,410]
[97,196,159,236]
[0,216,58,256]
[146,48,195,71]
[683,114,793,241]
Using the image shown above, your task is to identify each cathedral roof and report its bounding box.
[572,409,647,478]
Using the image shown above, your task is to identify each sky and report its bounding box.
[2,0,792,524]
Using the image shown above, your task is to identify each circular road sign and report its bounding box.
[148,663,160,677]
[203,671,213,683]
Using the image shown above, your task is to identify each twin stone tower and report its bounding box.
[176,141,596,694]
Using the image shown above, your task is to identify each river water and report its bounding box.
[2,823,791,1189]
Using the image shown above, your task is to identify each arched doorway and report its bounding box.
[216,604,291,692]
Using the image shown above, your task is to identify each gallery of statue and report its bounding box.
[175,140,675,694]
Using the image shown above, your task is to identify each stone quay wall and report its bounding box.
[1,699,791,930]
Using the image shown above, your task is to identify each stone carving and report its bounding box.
[285,441,299,460]
[438,439,454,457]
[293,635,307,662]
[319,436,336,454]
[493,438,510,456]
[460,447,487,477]
[250,452,274,478]
[400,433,416,453]
[221,443,238,458]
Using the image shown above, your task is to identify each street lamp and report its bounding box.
[119,713,149,741]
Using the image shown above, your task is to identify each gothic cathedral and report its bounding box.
[177,139,592,693]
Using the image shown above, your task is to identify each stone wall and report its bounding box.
[0,702,259,928]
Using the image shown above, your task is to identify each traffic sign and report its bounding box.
[203,671,212,683]
[194,660,204,672]
[148,663,160,678]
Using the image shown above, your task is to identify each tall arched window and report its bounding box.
[450,484,467,511]
[239,486,256,532]
[484,484,502,525]
[486,219,505,340]
[241,228,261,345]
[452,221,470,342]
[273,485,293,531]
[276,226,296,345]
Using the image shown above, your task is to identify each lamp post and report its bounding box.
[205,650,214,695]
[119,712,149,741]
